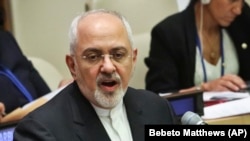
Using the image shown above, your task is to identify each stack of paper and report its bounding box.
[202,91,250,119]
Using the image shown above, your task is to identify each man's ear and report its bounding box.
[66,54,76,78]
[132,48,138,64]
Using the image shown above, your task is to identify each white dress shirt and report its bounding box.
[92,100,133,141]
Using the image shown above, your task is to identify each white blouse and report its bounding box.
[194,29,239,85]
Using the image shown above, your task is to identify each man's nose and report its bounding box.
[100,54,116,73]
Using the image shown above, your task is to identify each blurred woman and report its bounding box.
[145,0,250,94]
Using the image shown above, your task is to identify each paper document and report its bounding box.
[22,85,65,109]
[203,91,250,101]
[202,91,250,119]
[159,92,173,97]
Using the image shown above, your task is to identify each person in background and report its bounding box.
[0,6,51,115]
[0,29,74,123]
[145,0,250,94]
[0,102,5,121]
[14,9,177,141]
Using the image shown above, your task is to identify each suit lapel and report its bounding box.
[182,4,198,81]
[68,83,111,141]
[124,88,145,141]
[183,4,197,65]
[66,84,145,141]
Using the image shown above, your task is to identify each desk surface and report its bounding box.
[205,114,250,125]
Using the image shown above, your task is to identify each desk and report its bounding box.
[205,114,250,125]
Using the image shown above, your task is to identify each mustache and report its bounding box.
[96,72,121,83]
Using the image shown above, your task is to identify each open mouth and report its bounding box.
[97,73,121,92]
[101,80,117,87]
[99,79,119,92]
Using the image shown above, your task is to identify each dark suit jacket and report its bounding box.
[145,2,250,94]
[0,30,50,113]
[14,82,176,141]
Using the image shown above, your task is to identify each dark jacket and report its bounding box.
[14,82,176,141]
[145,2,250,94]
[0,30,50,113]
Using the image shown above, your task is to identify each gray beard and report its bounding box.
[94,84,125,109]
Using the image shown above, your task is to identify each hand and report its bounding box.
[202,74,247,92]
[0,102,6,121]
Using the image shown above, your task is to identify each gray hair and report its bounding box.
[68,9,134,54]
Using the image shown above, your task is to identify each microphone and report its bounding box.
[181,111,208,125]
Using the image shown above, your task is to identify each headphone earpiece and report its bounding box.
[201,0,211,5]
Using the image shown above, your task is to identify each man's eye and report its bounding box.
[113,52,125,59]
[86,54,100,61]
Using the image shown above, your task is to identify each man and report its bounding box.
[14,9,176,141]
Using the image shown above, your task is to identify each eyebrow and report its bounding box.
[83,48,100,53]
[82,46,128,53]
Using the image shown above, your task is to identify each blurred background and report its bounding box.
[3,0,248,89]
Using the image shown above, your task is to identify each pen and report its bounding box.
[237,85,250,93]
